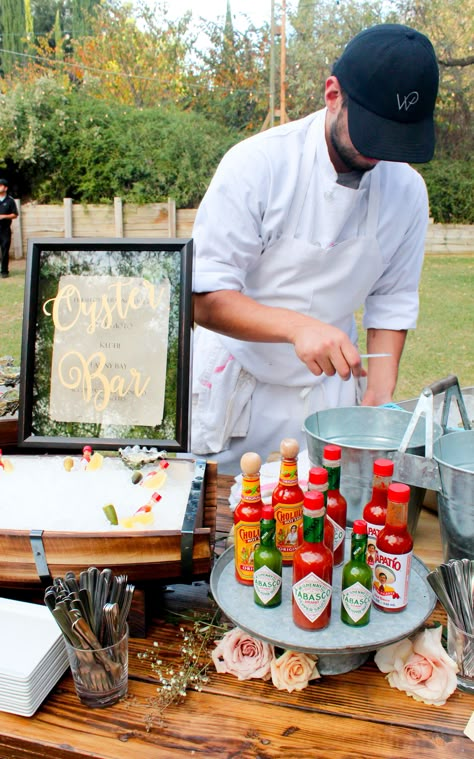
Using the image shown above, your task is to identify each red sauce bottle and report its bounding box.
[322,444,347,567]
[272,438,304,566]
[292,490,333,630]
[308,467,334,557]
[234,452,264,585]
[373,483,413,613]
[362,458,394,568]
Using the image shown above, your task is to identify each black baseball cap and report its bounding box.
[0,178,8,187]
[332,24,439,163]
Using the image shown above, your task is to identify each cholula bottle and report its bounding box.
[308,467,334,556]
[272,438,304,565]
[253,504,282,608]
[234,452,264,585]
[362,459,394,569]
[341,520,372,627]
[322,444,347,566]
[292,490,333,630]
[373,483,413,613]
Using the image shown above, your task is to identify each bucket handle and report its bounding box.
[398,387,436,457]
[429,375,471,432]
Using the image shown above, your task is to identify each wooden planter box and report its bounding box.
[0,453,217,590]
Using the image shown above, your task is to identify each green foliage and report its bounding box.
[0,79,238,205]
[417,161,474,223]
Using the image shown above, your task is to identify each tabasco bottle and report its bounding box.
[272,438,304,566]
[373,483,413,613]
[292,490,333,630]
[308,467,334,556]
[341,520,372,627]
[362,458,394,569]
[322,444,347,566]
[253,504,282,608]
[234,452,264,586]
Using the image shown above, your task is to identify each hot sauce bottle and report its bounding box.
[373,483,413,613]
[322,444,347,566]
[362,458,394,569]
[253,504,282,608]
[292,490,333,630]
[308,467,334,557]
[341,520,372,627]
[272,438,304,566]
[234,452,264,586]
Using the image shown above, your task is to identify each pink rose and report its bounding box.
[270,650,320,693]
[374,626,458,706]
[212,628,274,681]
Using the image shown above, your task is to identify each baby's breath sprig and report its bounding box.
[137,608,229,732]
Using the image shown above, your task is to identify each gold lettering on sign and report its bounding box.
[57,351,151,411]
[43,281,165,335]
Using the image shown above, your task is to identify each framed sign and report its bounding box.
[18,238,193,452]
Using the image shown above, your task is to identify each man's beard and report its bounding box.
[330,113,378,173]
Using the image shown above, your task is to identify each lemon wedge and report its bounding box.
[132,511,155,526]
[86,452,104,471]
[1,458,14,473]
[140,470,167,489]
[119,516,135,529]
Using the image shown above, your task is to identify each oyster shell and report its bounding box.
[118,445,167,470]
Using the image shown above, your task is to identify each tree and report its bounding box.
[0,0,26,75]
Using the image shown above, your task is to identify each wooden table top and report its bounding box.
[0,473,472,759]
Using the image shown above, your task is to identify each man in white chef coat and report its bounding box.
[191,24,439,473]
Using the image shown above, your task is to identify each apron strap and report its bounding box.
[365,169,381,237]
[285,115,321,236]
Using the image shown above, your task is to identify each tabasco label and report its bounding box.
[254,566,282,604]
[292,572,332,622]
[274,502,303,562]
[327,513,345,551]
[234,520,260,584]
[341,582,372,623]
[372,550,413,610]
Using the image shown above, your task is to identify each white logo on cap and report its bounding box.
[397,91,419,111]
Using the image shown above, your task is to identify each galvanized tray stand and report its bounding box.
[210,536,436,675]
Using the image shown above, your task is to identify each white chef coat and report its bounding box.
[191,108,429,472]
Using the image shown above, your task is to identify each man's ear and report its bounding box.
[325,76,342,112]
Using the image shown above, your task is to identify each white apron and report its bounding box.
[192,115,384,470]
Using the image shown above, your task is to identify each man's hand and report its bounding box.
[290,321,365,381]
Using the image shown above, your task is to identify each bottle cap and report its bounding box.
[83,445,92,453]
[304,490,324,511]
[352,519,367,534]
[280,438,299,459]
[388,482,410,503]
[374,458,394,476]
[323,444,342,461]
[261,503,275,520]
[308,466,328,485]
[240,452,261,476]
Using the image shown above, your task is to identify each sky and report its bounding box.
[165,0,275,30]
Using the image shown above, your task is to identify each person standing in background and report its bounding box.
[0,179,18,279]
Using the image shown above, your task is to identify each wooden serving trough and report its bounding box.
[0,453,217,590]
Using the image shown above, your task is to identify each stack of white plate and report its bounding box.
[0,596,69,716]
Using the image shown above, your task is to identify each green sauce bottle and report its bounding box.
[253,504,282,608]
[340,520,372,627]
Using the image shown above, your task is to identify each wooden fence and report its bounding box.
[8,198,474,259]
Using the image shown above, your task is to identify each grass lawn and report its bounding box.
[0,254,472,403]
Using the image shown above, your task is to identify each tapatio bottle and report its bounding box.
[373,484,413,613]
[272,438,304,565]
[292,491,333,630]
[234,452,263,585]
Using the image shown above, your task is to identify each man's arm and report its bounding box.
[0,213,17,221]
[361,327,407,406]
[193,290,365,382]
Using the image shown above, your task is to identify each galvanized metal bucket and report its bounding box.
[433,431,474,561]
[304,406,443,534]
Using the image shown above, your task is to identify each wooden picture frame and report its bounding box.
[18,238,193,452]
